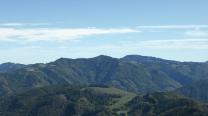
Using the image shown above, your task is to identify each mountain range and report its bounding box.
[0,55,208,96]
[0,55,208,116]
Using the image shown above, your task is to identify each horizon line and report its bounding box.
[0,54,207,65]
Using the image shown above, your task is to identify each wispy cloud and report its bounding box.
[185,30,208,38]
[136,25,208,40]
[136,25,208,29]
[0,23,49,27]
[0,27,138,42]
[86,39,208,51]
[67,39,208,52]
[0,23,25,26]
[137,39,208,49]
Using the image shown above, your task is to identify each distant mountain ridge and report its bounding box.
[0,55,208,96]
[122,55,208,84]
[0,62,26,73]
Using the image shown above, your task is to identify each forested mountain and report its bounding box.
[176,79,208,103]
[0,55,208,96]
[122,55,208,85]
[0,85,207,116]
[0,55,208,116]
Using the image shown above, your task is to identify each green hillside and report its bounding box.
[0,85,207,116]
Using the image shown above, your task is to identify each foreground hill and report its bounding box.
[0,55,208,96]
[0,85,207,116]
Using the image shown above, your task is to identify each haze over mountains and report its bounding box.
[0,55,208,116]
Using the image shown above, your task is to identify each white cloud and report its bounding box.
[135,39,208,49]
[136,25,208,29]
[185,30,208,38]
[0,23,24,26]
[83,39,208,51]
[0,27,138,42]
[0,23,49,27]
[69,39,208,52]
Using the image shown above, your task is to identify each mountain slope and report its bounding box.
[0,55,180,96]
[0,85,136,116]
[122,55,208,85]
[0,85,207,116]
[176,79,208,103]
[127,92,208,116]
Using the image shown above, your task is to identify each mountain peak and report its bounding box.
[123,55,161,60]
[94,55,114,59]
[0,62,26,73]
[92,55,119,63]
[55,57,73,62]
[0,62,16,66]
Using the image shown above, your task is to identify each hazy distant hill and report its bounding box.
[0,85,207,116]
[0,55,208,96]
[0,63,26,73]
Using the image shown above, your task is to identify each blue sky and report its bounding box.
[0,0,208,64]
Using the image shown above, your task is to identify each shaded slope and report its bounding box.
[176,79,208,103]
[0,85,207,116]
[127,92,208,116]
[0,85,134,116]
[122,55,208,85]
